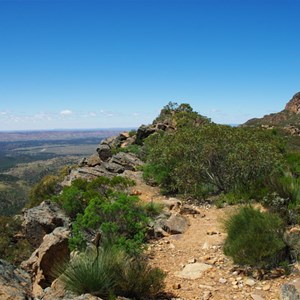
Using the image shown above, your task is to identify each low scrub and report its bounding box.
[144,124,283,200]
[58,246,165,299]
[223,206,286,268]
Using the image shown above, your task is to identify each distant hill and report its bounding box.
[0,129,126,142]
[244,92,300,128]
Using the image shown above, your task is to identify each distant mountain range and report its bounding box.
[0,129,128,142]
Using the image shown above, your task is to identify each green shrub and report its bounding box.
[53,176,135,219]
[142,201,164,217]
[28,174,61,207]
[70,193,150,254]
[58,246,165,299]
[128,129,137,137]
[223,206,286,268]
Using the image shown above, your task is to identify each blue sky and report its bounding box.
[0,0,299,130]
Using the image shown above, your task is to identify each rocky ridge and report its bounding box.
[244,92,300,134]
[2,119,300,299]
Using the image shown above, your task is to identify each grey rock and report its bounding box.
[280,279,300,300]
[86,153,102,167]
[162,198,182,211]
[175,263,212,279]
[109,152,144,171]
[284,226,300,259]
[163,214,190,234]
[103,161,125,174]
[0,259,32,300]
[96,144,112,161]
[135,125,156,145]
[22,200,70,248]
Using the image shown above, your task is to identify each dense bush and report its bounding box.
[58,246,165,299]
[69,193,151,254]
[223,206,286,268]
[144,124,284,199]
[50,176,158,254]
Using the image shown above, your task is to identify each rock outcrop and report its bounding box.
[285,92,300,114]
[21,227,70,298]
[22,200,70,248]
[244,92,300,129]
[0,259,32,300]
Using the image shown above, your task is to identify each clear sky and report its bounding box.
[0,0,299,131]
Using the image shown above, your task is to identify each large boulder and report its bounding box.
[280,278,300,300]
[163,213,190,234]
[96,144,112,161]
[21,227,70,298]
[0,259,32,300]
[22,200,70,248]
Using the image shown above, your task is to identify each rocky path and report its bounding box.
[125,171,300,300]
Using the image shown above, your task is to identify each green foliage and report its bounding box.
[28,175,61,208]
[128,129,137,137]
[70,193,150,254]
[144,124,283,200]
[223,206,286,268]
[0,215,33,264]
[285,152,300,177]
[53,176,135,219]
[142,201,164,218]
[154,101,211,129]
[112,144,143,158]
[58,246,165,299]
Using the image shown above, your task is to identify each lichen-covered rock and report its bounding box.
[22,200,70,248]
[21,227,70,298]
[280,278,300,300]
[0,259,32,300]
[284,226,300,260]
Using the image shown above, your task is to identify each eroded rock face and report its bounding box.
[0,259,32,300]
[22,200,70,248]
[21,227,70,298]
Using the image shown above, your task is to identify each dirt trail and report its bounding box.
[125,170,300,300]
